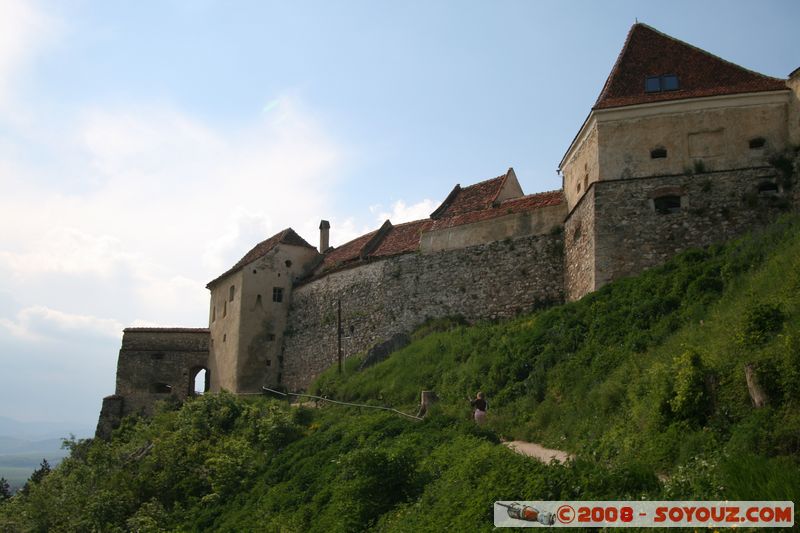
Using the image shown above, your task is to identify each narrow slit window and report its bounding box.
[223,300,227,318]
[229,285,235,302]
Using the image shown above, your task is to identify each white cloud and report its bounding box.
[0,305,123,342]
[370,198,437,224]
[0,0,56,113]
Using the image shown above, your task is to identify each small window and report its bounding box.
[272,287,284,303]
[650,148,667,159]
[577,182,582,193]
[661,74,679,91]
[229,285,235,302]
[223,300,227,318]
[151,383,172,394]
[256,294,262,306]
[645,75,679,93]
[212,305,216,322]
[267,334,276,341]
[757,182,779,196]
[223,333,227,342]
[654,195,682,214]
[645,76,661,93]
[284,260,292,268]
[266,359,271,367]
[151,352,164,360]
[749,137,766,149]
[253,269,257,274]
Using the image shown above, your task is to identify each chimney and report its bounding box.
[319,220,330,253]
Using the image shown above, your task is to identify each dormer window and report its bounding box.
[645,74,679,93]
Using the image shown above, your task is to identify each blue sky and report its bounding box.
[0,0,797,430]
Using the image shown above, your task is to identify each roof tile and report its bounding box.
[207,228,315,288]
[594,23,786,110]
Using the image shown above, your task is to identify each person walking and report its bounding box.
[469,391,487,424]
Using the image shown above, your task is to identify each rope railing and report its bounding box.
[259,386,423,421]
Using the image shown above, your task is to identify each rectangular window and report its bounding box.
[272,287,284,303]
[223,300,227,318]
[645,76,661,92]
[267,334,276,341]
[229,285,235,302]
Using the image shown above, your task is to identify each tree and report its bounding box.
[20,459,51,495]
[0,477,11,502]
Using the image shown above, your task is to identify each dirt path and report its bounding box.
[502,440,572,463]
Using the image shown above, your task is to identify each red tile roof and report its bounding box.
[371,219,433,258]
[320,229,378,271]
[306,171,564,277]
[594,23,786,110]
[207,228,315,288]
[429,190,564,231]
[430,174,507,219]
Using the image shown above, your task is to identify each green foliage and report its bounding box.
[738,302,785,346]
[0,477,10,502]
[668,349,710,425]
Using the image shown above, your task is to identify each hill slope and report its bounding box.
[2,215,800,531]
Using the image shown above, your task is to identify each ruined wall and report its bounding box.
[114,328,210,417]
[564,186,596,301]
[282,232,564,389]
[591,167,794,291]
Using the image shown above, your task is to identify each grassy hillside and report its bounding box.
[2,215,800,531]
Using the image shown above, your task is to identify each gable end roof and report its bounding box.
[206,228,315,288]
[594,23,786,110]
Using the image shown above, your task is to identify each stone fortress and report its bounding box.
[97,24,800,436]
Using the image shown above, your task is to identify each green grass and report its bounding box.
[3,214,800,531]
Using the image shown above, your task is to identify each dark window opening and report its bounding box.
[223,300,227,318]
[284,259,292,268]
[253,269,257,274]
[273,287,284,303]
[577,182,582,193]
[749,137,766,149]
[151,352,164,360]
[223,333,227,342]
[758,181,779,196]
[266,359,271,367]
[191,367,210,395]
[229,285,235,302]
[654,195,682,214]
[151,383,172,394]
[645,74,679,93]
[256,294,262,307]
[211,305,216,322]
[650,148,667,159]
[267,333,276,341]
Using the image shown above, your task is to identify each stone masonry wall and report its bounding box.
[282,233,564,390]
[592,167,795,290]
[564,186,596,301]
[114,329,210,417]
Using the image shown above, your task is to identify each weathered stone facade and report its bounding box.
[591,167,792,288]
[564,186,596,302]
[96,328,209,437]
[282,233,563,389]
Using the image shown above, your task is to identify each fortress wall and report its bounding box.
[419,204,565,252]
[282,232,564,390]
[114,329,210,417]
[592,167,795,290]
[564,186,596,301]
